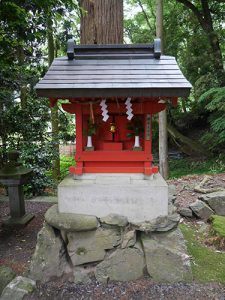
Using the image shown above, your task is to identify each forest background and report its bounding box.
[0,0,225,196]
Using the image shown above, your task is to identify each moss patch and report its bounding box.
[180,223,225,283]
[17,281,34,293]
[211,215,225,237]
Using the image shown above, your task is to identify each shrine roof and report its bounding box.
[35,39,192,99]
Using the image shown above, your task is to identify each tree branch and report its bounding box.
[176,0,204,28]
[137,0,154,34]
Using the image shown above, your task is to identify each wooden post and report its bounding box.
[74,104,83,175]
[156,0,168,179]
[47,16,60,182]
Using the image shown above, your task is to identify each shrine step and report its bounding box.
[58,173,168,223]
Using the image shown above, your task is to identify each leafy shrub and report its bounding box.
[60,155,75,179]
[199,87,225,152]
[21,142,55,197]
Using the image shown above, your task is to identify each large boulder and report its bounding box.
[141,228,192,282]
[189,200,214,219]
[67,227,121,266]
[95,245,145,283]
[0,266,16,295]
[29,222,71,282]
[45,204,99,232]
[199,191,225,215]
[1,276,36,300]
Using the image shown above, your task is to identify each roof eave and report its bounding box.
[35,86,192,99]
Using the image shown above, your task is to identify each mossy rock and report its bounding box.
[0,266,16,294]
[211,215,225,237]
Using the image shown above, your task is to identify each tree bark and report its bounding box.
[176,0,225,86]
[156,0,168,179]
[167,123,208,157]
[17,46,27,109]
[47,17,60,182]
[80,0,123,44]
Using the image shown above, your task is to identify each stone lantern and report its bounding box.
[0,151,34,226]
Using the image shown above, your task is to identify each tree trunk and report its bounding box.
[167,123,208,157]
[80,0,123,44]
[47,17,60,182]
[17,46,27,109]
[156,0,168,179]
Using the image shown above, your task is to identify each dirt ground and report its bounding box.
[1,173,225,299]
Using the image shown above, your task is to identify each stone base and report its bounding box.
[2,213,34,227]
[29,205,192,284]
[58,173,168,223]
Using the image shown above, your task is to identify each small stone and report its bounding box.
[1,276,36,300]
[168,184,176,203]
[154,214,180,232]
[95,246,145,283]
[141,228,192,282]
[100,214,128,227]
[190,200,214,220]
[0,266,16,295]
[198,223,209,234]
[179,207,193,218]
[132,214,180,233]
[29,223,71,282]
[196,221,205,225]
[199,191,225,216]
[168,202,177,215]
[121,230,136,248]
[45,204,99,232]
[73,266,94,284]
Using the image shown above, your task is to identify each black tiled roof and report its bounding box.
[35,39,192,98]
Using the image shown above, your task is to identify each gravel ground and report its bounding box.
[25,279,225,300]
[1,173,225,299]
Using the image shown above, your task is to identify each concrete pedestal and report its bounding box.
[58,173,168,223]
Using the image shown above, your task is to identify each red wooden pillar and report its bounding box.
[144,114,151,175]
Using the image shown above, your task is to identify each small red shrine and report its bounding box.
[36,39,191,177]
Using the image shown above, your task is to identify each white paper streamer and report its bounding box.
[125,97,134,120]
[100,99,109,122]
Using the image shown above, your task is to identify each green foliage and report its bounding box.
[84,120,98,136]
[60,155,74,179]
[124,0,155,43]
[1,95,56,196]
[124,0,224,157]
[169,156,225,179]
[22,143,55,197]
[180,223,225,283]
[0,0,79,195]
[199,87,225,151]
[127,117,144,137]
[211,215,225,238]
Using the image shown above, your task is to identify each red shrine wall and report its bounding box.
[60,98,176,175]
